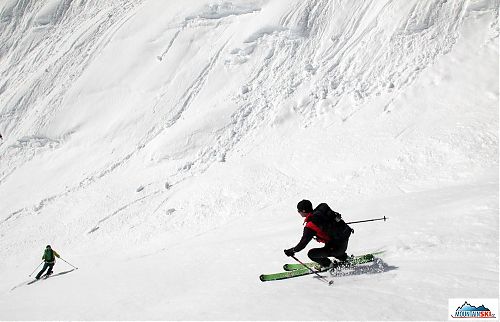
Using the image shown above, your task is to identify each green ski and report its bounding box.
[259,267,318,281]
[260,252,382,282]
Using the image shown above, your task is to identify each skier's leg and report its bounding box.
[46,263,55,275]
[307,247,333,267]
[330,239,349,261]
[36,263,49,279]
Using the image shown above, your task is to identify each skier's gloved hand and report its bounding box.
[284,248,295,257]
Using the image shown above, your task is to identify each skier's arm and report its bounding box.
[291,227,316,253]
[54,251,60,258]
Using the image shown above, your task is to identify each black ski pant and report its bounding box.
[36,262,55,279]
[307,239,349,267]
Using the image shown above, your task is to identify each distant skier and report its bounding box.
[284,200,353,270]
[35,245,60,279]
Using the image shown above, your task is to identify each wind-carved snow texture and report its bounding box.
[186,1,261,21]
[189,0,469,173]
[0,0,144,180]
[0,0,496,227]
[227,0,469,122]
[0,0,497,319]
[0,135,62,184]
[176,0,474,193]
[0,0,145,218]
[0,0,143,133]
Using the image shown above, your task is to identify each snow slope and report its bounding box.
[0,0,498,320]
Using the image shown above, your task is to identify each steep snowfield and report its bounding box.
[0,0,498,320]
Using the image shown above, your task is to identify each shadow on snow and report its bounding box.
[11,269,76,291]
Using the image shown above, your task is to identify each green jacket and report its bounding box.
[42,249,60,263]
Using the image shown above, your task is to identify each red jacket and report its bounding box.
[304,214,331,243]
[291,214,331,252]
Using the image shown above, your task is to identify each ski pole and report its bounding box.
[59,257,78,269]
[291,255,333,286]
[346,216,388,225]
[29,261,43,277]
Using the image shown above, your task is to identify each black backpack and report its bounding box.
[310,203,353,242]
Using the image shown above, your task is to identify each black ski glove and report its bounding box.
[284,248,295,257]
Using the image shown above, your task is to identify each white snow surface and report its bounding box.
[0,0,498,320]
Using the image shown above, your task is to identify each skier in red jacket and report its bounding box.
[284,200,352,270]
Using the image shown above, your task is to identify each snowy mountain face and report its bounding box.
[0,0,498,320]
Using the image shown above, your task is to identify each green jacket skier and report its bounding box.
[35,245,60,279]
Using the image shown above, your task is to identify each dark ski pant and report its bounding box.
[307,239,349,267]
[36,262,55,279]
